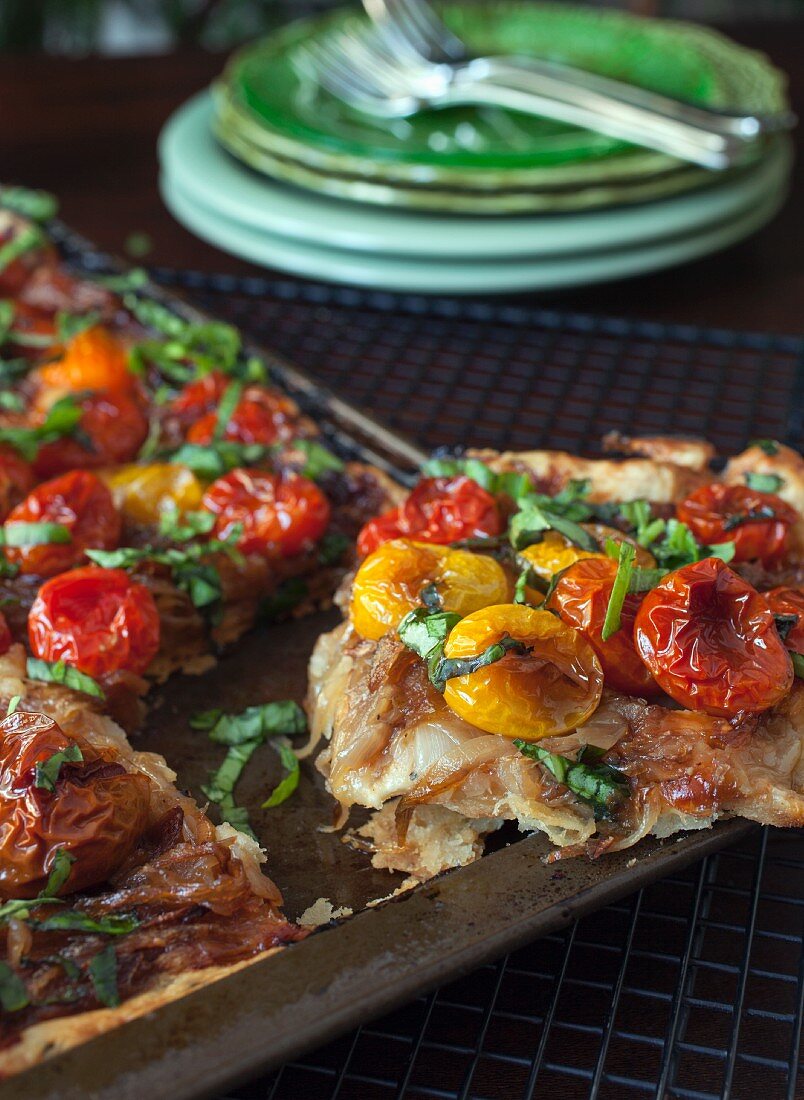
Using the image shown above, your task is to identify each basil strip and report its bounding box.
[514,739,628,818]
[27,658,105,701]
[0,224,43,275]
[34,743,83,792]
[0,185,58,222]
[513,568,530,604]
[291,438,345,481]
[213,379,243,441]
[0,522,71,548]
[6,695,19,716]
[165,441,269,479]
[397,608,461,662]
[261,739,300,809]
[0,395,83,461]
[430,635,527,694]
[88,944,120,1008]
[0,962,29,1012]
[723,505,778,530]
[57,310,102,342]
[601,542,636,642]
[749,439,780,456]
[34,911,139,935]
[745,472,784,493]
[157,506,215,543]
[43,848,75,897]
[791,652,804,679]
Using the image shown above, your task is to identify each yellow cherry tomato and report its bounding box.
[520,531,605,585]
[99,463,204,526]
[442,603,603,741]
[350,538,510,642]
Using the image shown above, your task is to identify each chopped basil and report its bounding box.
[91,268,149,293]
[0,224,43,274]
[165,441,269,479]
[509,501,597,553]
[601,542,636,642]
[27,657,105,701]
[6,695,20,716]
[649,518,735,570]
[261,739,300,809]
[318,531,349,566]
[421,456,534,502]
[261,577,308,620]
[88,944,120,1008]
[43,848,75,897]
[723,505,778,531]
[749,439,780,456]
[292,439,345,481]
[0,962,29,1012]
[744,472,784,494]
[213,379,243,441]
[0,521,71,548]
[791,652,804,679]
[0,390,24,412]
[0,185,58,222]
[197,700,307,838]
[398,607,462,662]
[126,296,241,382]
[774,614,798,643]
[0,896,62,924]
[618,500,666,547]
[513,568,530,604]
[56,310,102,342]
[158,506,216,543]
[34,910,139,936]
[514,739,628,818]
[0,394,83,461]
[34,743,83,793]
[430,634,527,694]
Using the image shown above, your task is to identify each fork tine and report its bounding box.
[296,38,383,106]
[382,0,465,62]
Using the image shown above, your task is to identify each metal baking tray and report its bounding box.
[12,222,755,1100]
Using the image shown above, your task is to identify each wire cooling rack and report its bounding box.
[120,265,804,1099]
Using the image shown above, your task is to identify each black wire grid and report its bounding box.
[119,264,804,1098]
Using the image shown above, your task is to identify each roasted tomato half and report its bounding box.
[0,710,150,898]
[357,476,502,557]
[351,539,511,641]
[547,557,659,696]
[0,443,35,521]
[29,566,160,678]
[33,389,149,478]
[442,603,603,740]
[633,557,793,717]
[99,462,204,526]
[33,325,132,396]
[186,389,298,448]
[677,483,798,566]
[202,468,330,557]
[167,370,228,423]
[764,586,804,654]
[5,469,121,577]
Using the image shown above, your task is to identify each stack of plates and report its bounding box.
[158,3,792,294]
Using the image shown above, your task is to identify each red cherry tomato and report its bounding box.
[633,557,793,717]
[186,390,297,447]
[5,470,121,577]
[0,710,150,898]
[33,390,149,478]
[168,370,229,422]
[0,443,35,521]
[357,476,502,557]
[763,587,804,654]
[29,566,160,678]
[677,483,798,566]
[546,557,659,696]
[202,468,330,557]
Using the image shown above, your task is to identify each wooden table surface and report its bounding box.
[3,20,802,336]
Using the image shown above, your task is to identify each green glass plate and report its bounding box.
[219,1,787,191]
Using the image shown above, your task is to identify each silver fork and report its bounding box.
[296,21,754,170]
[363,0,795,140]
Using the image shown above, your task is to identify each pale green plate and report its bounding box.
[217,1,787,203]
[160,92,792,258]
[159,164,787,294]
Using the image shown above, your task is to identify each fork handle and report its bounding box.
[440,74,752,169]
[470,55,795,140]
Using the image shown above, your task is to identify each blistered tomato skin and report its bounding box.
[547,557,659,696]
[100,462,204,526]
[677,483,798,566]
[5,470,122,578]
[33,325,132,396]
[520,532,605,586]
[442,604,603,741]
[202,468,330,557]
[0,444,35,522]
[33,390,149,479]
[0,711,151,899]
[29,566,161,678]
[764,587,804,654]
[633,558,794,717]
[186,391,298,448]
[357,476,502,557]
[350,539,511,641]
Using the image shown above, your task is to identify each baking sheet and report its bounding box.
[8,225,757,1100]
